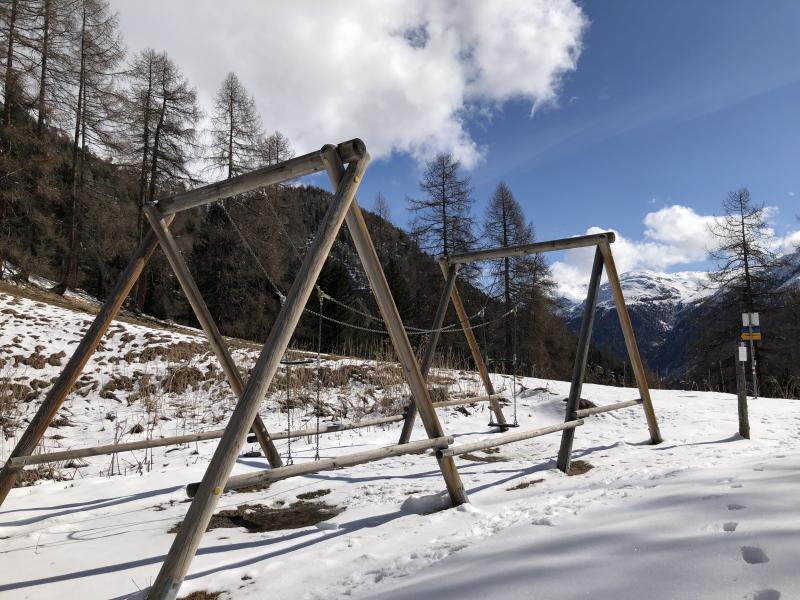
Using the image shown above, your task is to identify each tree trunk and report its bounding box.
[56,4,87,295]
[135,93,167,311]
[2,0,18,127]
[36,0,51,136]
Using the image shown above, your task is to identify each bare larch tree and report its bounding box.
[409,152,475,262]
[209,71,262,179]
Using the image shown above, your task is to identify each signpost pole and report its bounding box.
[736,343,750,439]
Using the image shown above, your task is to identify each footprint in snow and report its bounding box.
[747,590,780,600]
[741,546,769,564]
[728,503,747,511]
[723,521,738,532]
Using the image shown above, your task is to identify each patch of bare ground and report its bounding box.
[567,459,594,476]
[507,478,545,491]
[459,452,508,463]
[177,592,223,600]
[13,465,66,487]
[296,488,331,500]
[169,501,343,534]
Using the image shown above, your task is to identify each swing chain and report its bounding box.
[314,287,323,461]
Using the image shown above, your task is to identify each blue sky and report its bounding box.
[115,1,799,295]
[352,1,800,288]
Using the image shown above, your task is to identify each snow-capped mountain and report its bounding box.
[564,270,716,370]
[563,253,800,378]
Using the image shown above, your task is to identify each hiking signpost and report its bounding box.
[741,312,759,398]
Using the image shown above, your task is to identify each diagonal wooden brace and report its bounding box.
[557,246,604,472]
[397,262,459,443]
[598,240,662,444]
[438,260,508,429]
[322,150,468,508]
[147,150,368,600]
[144,204,282,467]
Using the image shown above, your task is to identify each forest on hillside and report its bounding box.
[1,0,648,385]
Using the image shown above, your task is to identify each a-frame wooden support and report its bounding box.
[436,232,662,473]
[140,142,466,599]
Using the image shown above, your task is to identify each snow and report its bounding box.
[1,286,799,600]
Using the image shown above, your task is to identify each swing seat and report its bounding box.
[489,421,519,428]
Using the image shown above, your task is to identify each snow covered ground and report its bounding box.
[1,284,798,600]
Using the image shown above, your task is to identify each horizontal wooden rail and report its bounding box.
[8,430,231,467]
[13,394,505,467]
[158,139,366,215]
[575,399,642,418]
[187,435,454,497]
[432,394,502,409]
[445,232,615,265]
[247,414,406,444]
[438,420,584,458]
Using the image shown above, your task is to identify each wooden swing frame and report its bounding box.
[398,231,663,471]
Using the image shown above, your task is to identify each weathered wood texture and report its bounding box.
[324,152,469,508]
[439,260,507,428]
[439,420,584,458]
[598,240,662,444]
[10,430,233,467]
[147,151,368,600]
[158,139,366,215]
[145,204,281,467]
[575,398,642,418]
[0,217,173,506]
[736,350,751,439]
[187,435,454,497]
[398,264,459,443]
[445,232,616,264]
[557,246,604,473]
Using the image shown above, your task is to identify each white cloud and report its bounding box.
[552,205,718,301]
[112,0,587,168]
[552,204,800,301]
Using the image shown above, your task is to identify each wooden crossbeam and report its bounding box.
[575,399,642,418]
[445,232,615,264]
[439,420,584,458]
[187,435,454,497]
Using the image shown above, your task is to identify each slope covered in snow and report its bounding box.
[1,283,798,600]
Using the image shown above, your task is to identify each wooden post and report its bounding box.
[0,219,171,506]
[398,263,459,443]
[323,151,469,508]
[557,246,604,472]
[736,347,750,439]
[598,239,663,444]
[147,151,368,600]
[144,205,282,467]
[438,260,507,428]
